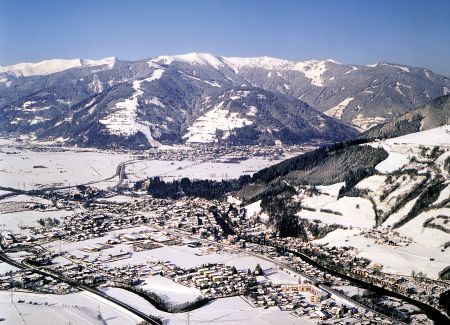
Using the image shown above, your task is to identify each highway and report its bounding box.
[0,252,162,325]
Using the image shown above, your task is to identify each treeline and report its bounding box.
[250,138,386,185]
[393,178,447,229]
[259,181,343,238]
[136,175,251,200]
[338,167,377,198]
[37,217,60,228]
[444,156,450,173]
[114,284,211,314]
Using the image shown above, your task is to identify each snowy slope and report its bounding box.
[254,125,450,279]
[99,69,164,147]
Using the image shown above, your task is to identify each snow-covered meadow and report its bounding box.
[0,147,132,190]
[0,290,142,325]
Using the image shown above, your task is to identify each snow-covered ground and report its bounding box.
[107,244,297,284]
[138,275,202,306]
[96,195,138,204]
[125,155,296,182]
[0,290,142,325]
[0,194,53,205]
[0,148,132,190]
[397,208,450,248]
[0,209,72,233]
[0,141,302,190]
[375,148,409,173]
[297,193,375,228]
[99,69,164,146]
[315,228,449,279]
[324,98,354,119]
[333,285,366,298]
[355,175,387,192]
[184,100,253,143]
[301,126,450,279]
[0,261,19,274]
[386,125,450,146]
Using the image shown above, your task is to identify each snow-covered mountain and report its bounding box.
[361,94,450,139]
[0,57,117,78]
[1,53,449,148]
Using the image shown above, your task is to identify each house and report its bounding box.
[315,309,330,320]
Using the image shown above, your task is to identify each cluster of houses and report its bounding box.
[248,281,329,310]
[361,228,411,247]
[171,263,255,297]
[240,232,448,317]
[50,257,176,287]
[0,269,72,294]
[138,142,306,163]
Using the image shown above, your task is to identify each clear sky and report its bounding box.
[1,0,450,76]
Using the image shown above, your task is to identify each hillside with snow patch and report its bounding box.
[237,125,450,279]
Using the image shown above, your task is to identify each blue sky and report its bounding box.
[1,0,450,76]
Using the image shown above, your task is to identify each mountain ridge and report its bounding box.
[1,52,449,149]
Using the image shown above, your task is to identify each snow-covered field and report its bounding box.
[0,290,142,325]
[0,209,72,233]
[0,261,19,274]
[386,125,450,146]
[355,175,386,192]
[296,190,375,228]
[0,148,132,190]
[315,227,449,279]
[375,149,409,173]
[0,194,53,204]
[138,275,202,306]
[125,155,296,182]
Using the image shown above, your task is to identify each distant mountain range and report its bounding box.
[1,53,449,148]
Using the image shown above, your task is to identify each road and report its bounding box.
[0,252,162,325]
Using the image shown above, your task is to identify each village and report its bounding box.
[0,186,443,324]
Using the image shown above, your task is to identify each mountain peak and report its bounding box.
[150,52,225,69]
[0,58,84,77]
[81,56,118,68]
[0,56,118,77]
